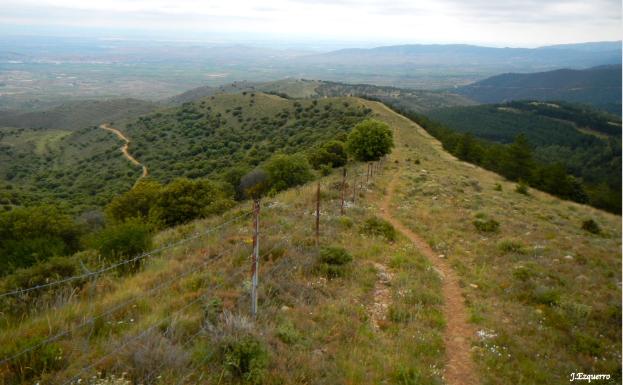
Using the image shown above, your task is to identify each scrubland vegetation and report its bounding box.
[0,91,619,385]
[365,100,621,384]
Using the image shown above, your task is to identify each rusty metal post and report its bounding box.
[352,171,357,204]
[251,199,260,317]
[340,167,346,215]
[315,182,320,246]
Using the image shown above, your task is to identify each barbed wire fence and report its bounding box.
[0,158,387,384]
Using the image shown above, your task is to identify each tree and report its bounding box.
[346,119,394,161]
[308,140,348,169]
[222,165,252,201]
[0,206,81,273]
[263,153,313,192]
[503,134,534,181]
[240,169,270,200]
[105,179,162,223]
[151,178,234,227]
[89,219,152,264]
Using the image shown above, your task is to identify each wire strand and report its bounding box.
[0,211,251,299]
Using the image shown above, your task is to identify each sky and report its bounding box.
[0,0,621,48]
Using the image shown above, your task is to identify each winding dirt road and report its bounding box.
[379,170,479,385]
[100,123,148,183]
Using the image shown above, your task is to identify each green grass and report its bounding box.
[0,159,446,384]
[366,99,621,385]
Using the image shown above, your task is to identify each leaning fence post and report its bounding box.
[251,199,260,317]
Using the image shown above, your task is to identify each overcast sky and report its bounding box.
[0,0,620,47]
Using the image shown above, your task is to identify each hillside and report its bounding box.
[0,99,158,131]
[425,102,621,212]
[124,93,371,183]
[0,99,619,385]
[170,79,475,113]
[456,65,622,113]
[0,93,371,212]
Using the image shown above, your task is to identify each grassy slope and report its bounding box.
[0,162,446,384]
[362,100,621,384]
[0,99,619,385]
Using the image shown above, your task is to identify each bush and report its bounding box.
[346,119,394,161]
[105,180,162,223]
[240,169,270,200]
[361,217,397,241]
[3,256,81,291]
[90,219,152,263]
[497,239,526,254]
[308,140,348,169]
[263,153,313,192]
[581,219,601,234]
[317,246,353,278]
[220,335,268,384]
[473,218,499,233]
[531,286,560,306]
[276,320,301,344]
[0,205,81,274]
[151,178,234,227]
[515,181,529,195]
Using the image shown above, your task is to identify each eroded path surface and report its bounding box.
[379,169,479,385]
[100,123,148,183]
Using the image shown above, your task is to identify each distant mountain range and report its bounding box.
[300,41,621,71]
[456,65,622,113]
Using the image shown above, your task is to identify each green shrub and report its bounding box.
[338,216,354,229]
[3,256,81,291]
[497,239,526,254]
[319,246,352,265]
[151,178,234,227]
[317,246,353,278]
[263,153,313,192]
[361,217,397,241]
[0,205,81,274]
[346,119,394,161]
[494,183,502,191]
[531,286,560,306]
[515,181,529,195]
[319,164,332,176]
[473,218,499,233]
[581,219,601,234]
[308,140,347,169]
[105,179,162,223]
[220,335,269,384]
[276,320,301,344]
[90,219,152,263]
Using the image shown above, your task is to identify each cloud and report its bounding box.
[0,0,620,46]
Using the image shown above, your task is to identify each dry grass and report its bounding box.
[363,99,622,385]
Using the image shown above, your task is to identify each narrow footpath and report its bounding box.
[100,123,148,183]
[379,170,480,385]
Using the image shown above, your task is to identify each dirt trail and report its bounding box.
[100,123,148,182]
[379,173,479,385]
[369,262,393,330]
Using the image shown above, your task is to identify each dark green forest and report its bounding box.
[376,99,621,214]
